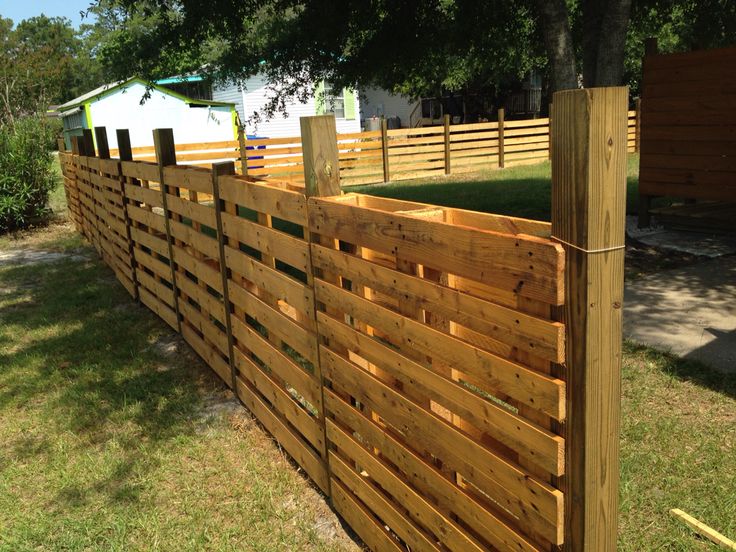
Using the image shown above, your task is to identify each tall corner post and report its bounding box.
[299,114,343,501]
[153,128,182,333]
[551,87,627,552]
[237,125,249,176]
[82,128,95,157]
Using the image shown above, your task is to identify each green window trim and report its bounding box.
[83,103,95,148]
[344,88,356,120]
[315,81,356,120]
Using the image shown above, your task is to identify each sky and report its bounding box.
[0,0,97,28]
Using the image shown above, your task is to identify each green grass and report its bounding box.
[0,234,359,551]
[350,155,642,221]
[619,343,736,550]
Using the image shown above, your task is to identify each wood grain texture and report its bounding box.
[300,115,341,197]
[640,46,736,203]
[551,87,626,551]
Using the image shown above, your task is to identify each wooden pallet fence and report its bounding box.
[59,150,82,232]
[308,192,567,551]
[58,97,626,551]
[110,139,242,169]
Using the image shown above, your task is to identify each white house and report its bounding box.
[58,77,238,150]
[211,75,362,138]
[359,86,420,128]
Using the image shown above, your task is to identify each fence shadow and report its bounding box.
[0,255,214,507]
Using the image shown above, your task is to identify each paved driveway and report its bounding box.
[624,255,736,373]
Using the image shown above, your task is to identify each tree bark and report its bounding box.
[536,0,578,92]
[582,0,633,87]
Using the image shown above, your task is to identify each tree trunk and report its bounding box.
[536,0,578,92]
[582,0,633,87]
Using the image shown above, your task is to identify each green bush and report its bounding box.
[0,117,57,232]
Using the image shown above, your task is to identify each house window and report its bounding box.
[323,82,345,118]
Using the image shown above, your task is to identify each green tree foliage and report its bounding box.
[0,14,103,123]
[0,117,57,232]
[625,0,736,95]
[0,14,98,232]
[87,0,736,110]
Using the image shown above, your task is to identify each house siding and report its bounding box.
[212,84,246,125]
[84,82,235,149]
[214,75,361,138]
[360,86,418,128]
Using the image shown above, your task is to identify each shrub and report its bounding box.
[0,117,57,232]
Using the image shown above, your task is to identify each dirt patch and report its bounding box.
[0,248,89,267]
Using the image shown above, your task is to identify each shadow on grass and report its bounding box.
[624,341,736,401]
[0,256,212,508]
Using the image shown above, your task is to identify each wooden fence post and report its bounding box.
[551,87,627,551]
[82,128,95,157]
[57,137,66,152]
[443,113,451,175]
[300,114,343,499]
[81,128,103,256]
[380,117,390,183]
[548,102,553,161]
[94,127,110,159]
[498,108,505,168]
[210,161,238,391]
[237,125,249,176]
[301,115,341,197]
[153,128,182,333]
[115,129,140,302]
[69,136,85,235]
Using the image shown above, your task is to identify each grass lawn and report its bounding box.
[1,167,733,550]
[350,154,642,221]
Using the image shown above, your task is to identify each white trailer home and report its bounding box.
[58,77,237,150]
[211,74,362,138]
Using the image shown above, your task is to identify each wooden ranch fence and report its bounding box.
[106,106,639,187]
[60,86,628,552]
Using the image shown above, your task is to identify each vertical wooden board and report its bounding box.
[301,115,340,197]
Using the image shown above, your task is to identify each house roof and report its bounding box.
[58,77,235,113]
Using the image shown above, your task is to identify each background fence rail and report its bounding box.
[59,90,626,551]
[106,107,640,186]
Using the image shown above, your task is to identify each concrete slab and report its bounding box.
[624,255,736,373]
[626,215,736,258]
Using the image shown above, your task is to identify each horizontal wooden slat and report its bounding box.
[218,176,308,226]
[329,437,484,552]
[319,311,564,475]
[224,245,313,317]
[311,244,563,361]
[316,279,565,419]
[331,480,404,552]
[321,346,563,533]
[231,317,320,408]
[308,197,565,305]
[233,371,329,495]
